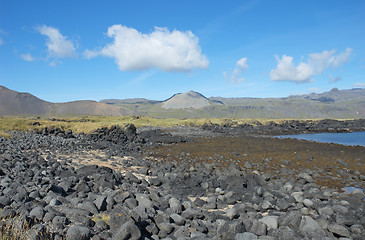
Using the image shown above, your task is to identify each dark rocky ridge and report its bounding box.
[200,118,365,136]
[0,122,364,239]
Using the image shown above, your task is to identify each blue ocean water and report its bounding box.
[275,131,365,147]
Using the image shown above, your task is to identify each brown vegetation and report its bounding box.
[151,136,365,190]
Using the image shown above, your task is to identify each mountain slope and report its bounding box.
[0,85,51,115]
[161,90,223,109]
[0,85,133,116]
[291,88,365,102]
[51,100,133,116]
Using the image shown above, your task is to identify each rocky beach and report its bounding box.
[0,119,364,240]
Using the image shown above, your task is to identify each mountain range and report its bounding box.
[101,88,365,119]
[1,85,364,119]
[0,85,132,116]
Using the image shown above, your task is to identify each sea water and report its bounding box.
[275,131,365,147]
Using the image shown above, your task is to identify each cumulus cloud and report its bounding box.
[21,53,35,62]
[36,25,76,58]
[270,55,313,83]
[85,25,209,72]
[223,57,248,84]
[270,48,352,83]
[308,48,352,73]
[353,82,365,88]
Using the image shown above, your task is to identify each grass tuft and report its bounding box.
[0,214,54,240]
[0,130,11,138]
[0,216,31,240]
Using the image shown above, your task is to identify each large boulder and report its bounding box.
[66,225,91,240]
[112,220,141,240]
[299,216,326,238]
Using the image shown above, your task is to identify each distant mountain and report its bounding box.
[161,91,223,109]
[0,85,133,116]
[100,98,160,105]
[51,100,133,116]
[290,88,365,102]
[210,88,365,104]
[0,85,51,115]
[101,88,365,119]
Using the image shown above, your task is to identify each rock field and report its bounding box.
[0,120,364,239]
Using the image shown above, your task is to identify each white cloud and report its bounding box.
[328,48,353,67]
[83,49,99,59]
[21,53,35,62]
[85,25,209,72]
[36,25,76,58]
[270,48,352,83]
[353,82,365,88]
[223,57,248,84]
[308,87,322,93]
[308,48,352,74]
[0,38,3,45]
[270,55,313,83]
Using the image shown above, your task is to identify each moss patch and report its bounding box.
[92,213,110,225]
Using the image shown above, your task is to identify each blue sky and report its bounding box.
[1,0,364,102]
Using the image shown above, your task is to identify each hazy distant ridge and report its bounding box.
[100,88,365,119]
